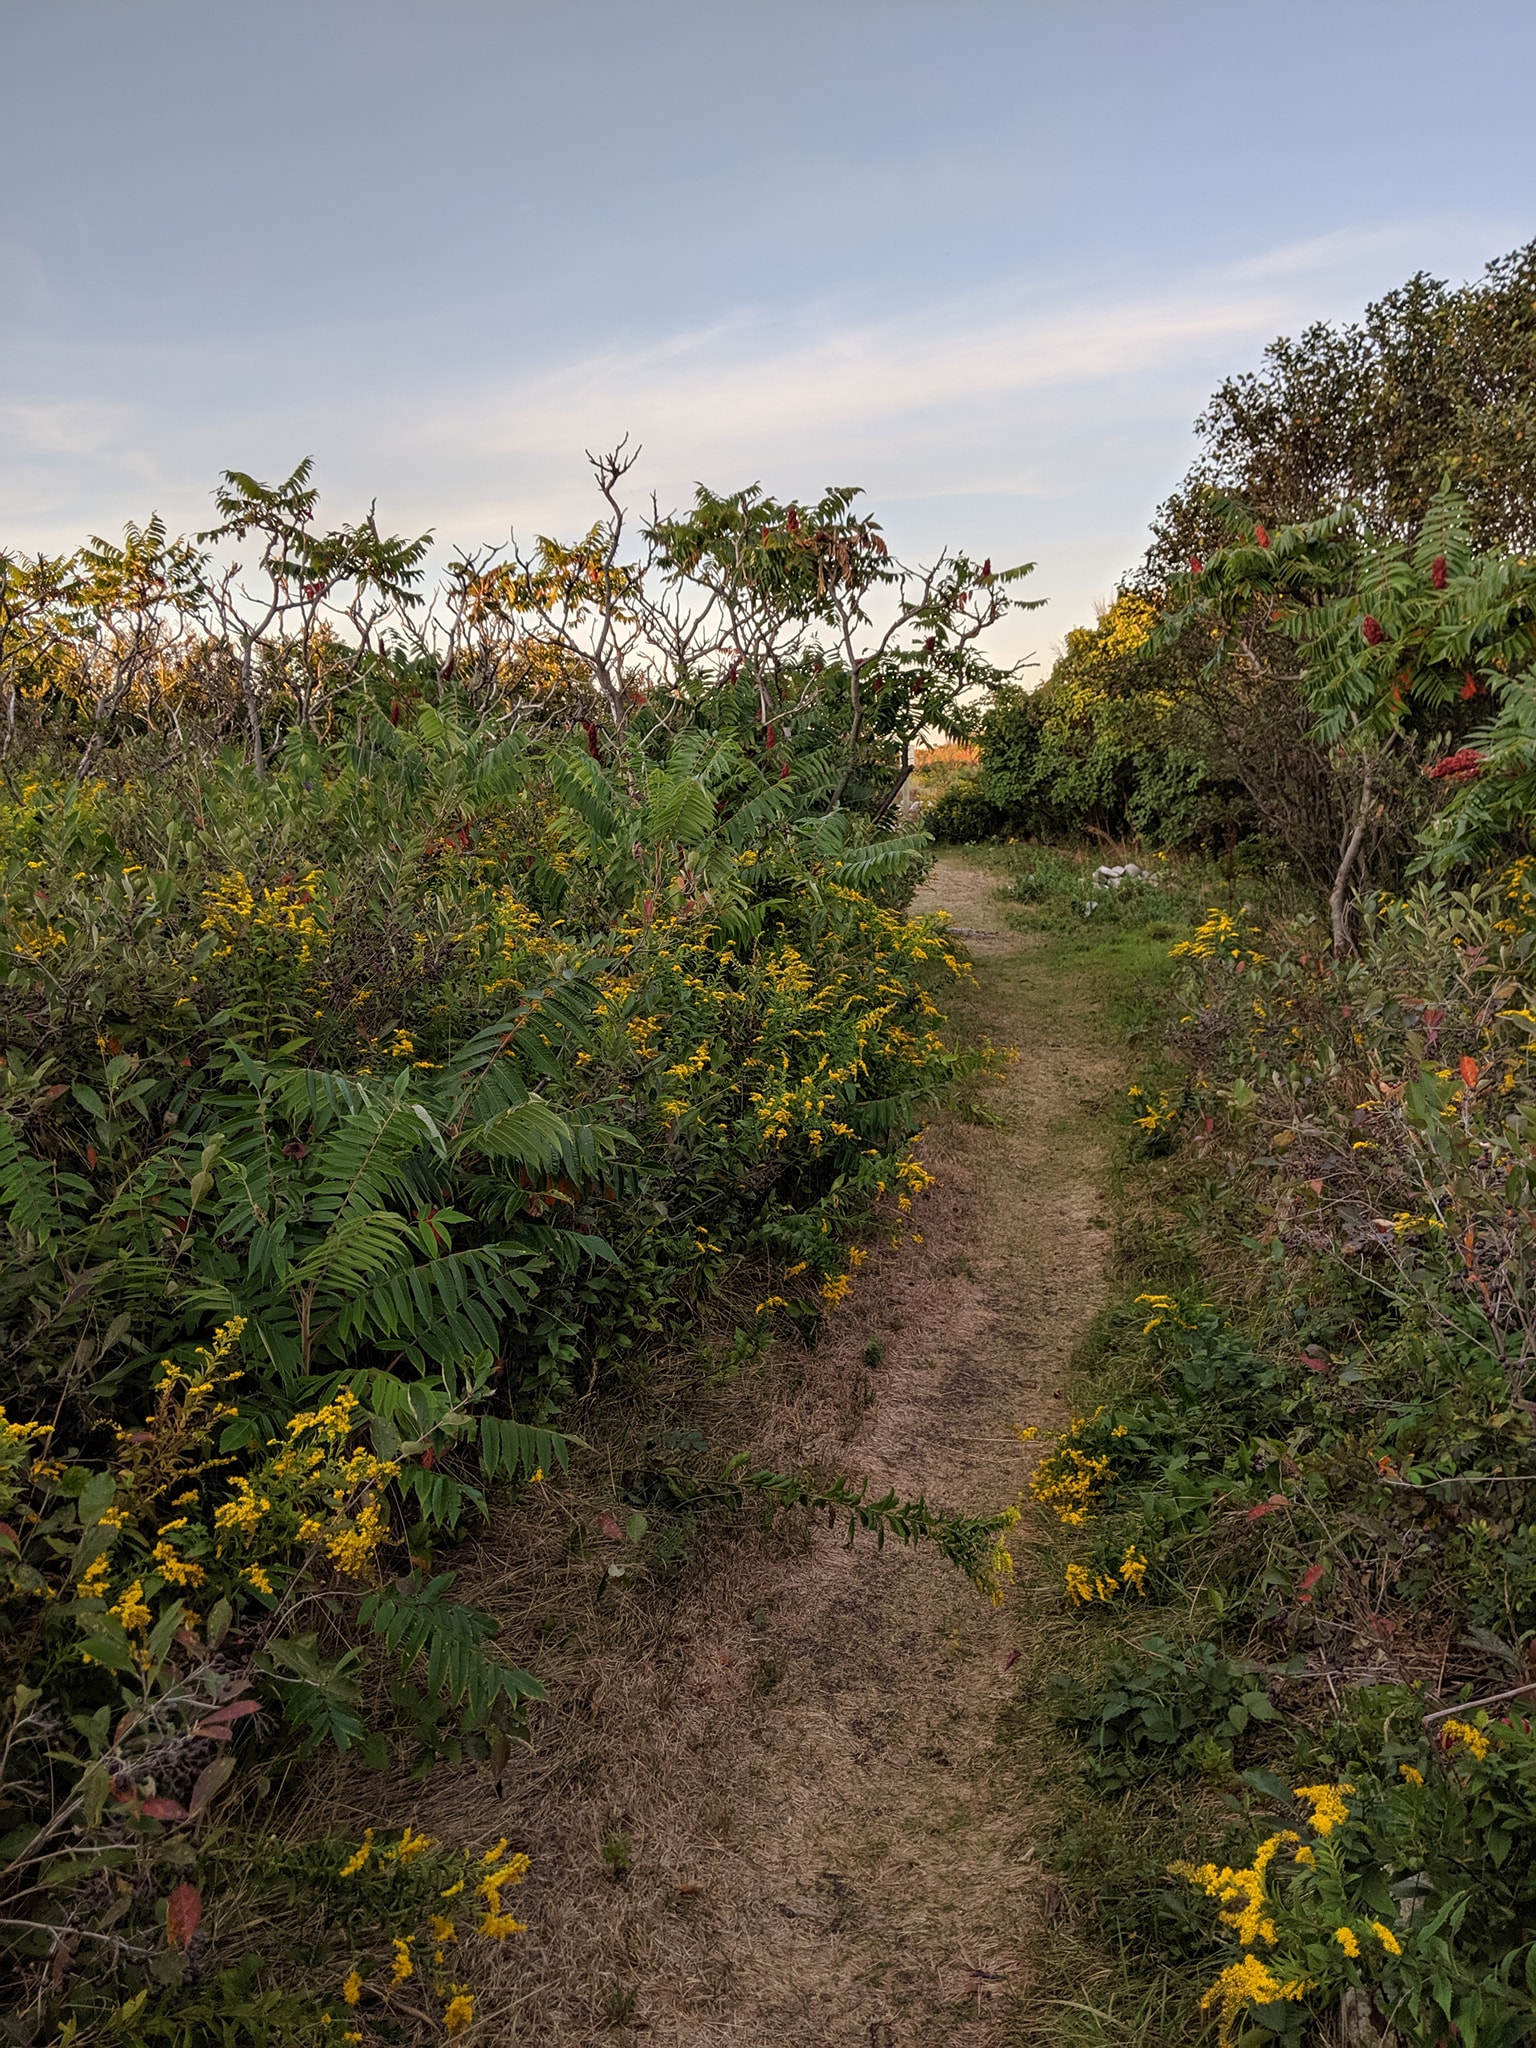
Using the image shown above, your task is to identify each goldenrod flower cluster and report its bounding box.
[1292,1781,1354,1836]
[202,868,329,965]
[1171,906,1267,966]
[1169,1780,1419,2042]
[1029,1426,1113,1528]
[1199,1955,1312,2046]
[1437,1716,1491,1761]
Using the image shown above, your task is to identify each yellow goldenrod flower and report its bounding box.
[480,1909,528,1939]
[1199,1955,1311,2047]
[338,1830,374,1878]
[1438,1717,1491,1761]
[1333,1926,1361,1958]
[1170,1833,1296,1949]
[1293,1782,1354,1836]
[342,1968,362,2006]
[1399,1764,1424,1787]
[390,1936,413,1983]
[443,1991,474,2036]
[1370,1920,1402,1955]
[77,1553,112,1599]
[109,1580,152,1632]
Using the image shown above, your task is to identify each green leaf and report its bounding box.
[76,1471,117,1526]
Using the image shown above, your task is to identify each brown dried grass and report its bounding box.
[308,858,1120,2046]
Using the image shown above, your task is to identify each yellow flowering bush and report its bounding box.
[1171,1719,1536,2047]
[328,1827,529,2036]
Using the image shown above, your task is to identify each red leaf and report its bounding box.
[1431,554,1448,590]
[141,1797,188,1821]
[165,1882,202,1949]
[195,1698,261,1741]
[1300,1349,1333,1373]
[596,1510,625,1542]
[1296,1563,1326,1603]
[1003,1647,1021,1669]
[1460,1056,1479,1089]
[1246,1494,1290,1521]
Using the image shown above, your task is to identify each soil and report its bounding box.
[354,857,1122,2045]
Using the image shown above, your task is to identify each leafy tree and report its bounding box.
[1157,489,1536,948]
[1149,240,1536,572]
[957,593,1239,848]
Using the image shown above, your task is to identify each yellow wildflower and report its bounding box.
[1171,1832,1296,1949]
[443,1991,474,2036]
[1118,1544,1149,1595]
[390,1936,413,1983]
[109,1580,152,1632]
[1293,1782,1354,1836]
[151,1540,206,1588]
[1064,1562,1096,1604]
[77,1553,112,1599]
[1334,1926,1361,1958]
[342,1969,362,2006]
[339,1830,374,1878]
[1438,1717,1491,1761]
[214,1477,271,1537]
[1370,1920,1402,1956]
[1199,1955,1311,2048]
[1399,1764,1424,1787]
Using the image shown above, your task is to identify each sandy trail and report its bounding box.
[422,858,1120,2045]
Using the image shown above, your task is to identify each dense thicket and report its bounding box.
[955,240,1536,2048]
[939,241,1536,932]
[0,462,1028,2040]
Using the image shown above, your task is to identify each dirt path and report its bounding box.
[437,858,1121,2044]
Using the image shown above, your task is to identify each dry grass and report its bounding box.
[307,857,1121,2046]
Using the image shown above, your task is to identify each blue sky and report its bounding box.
[3,0,1533,666]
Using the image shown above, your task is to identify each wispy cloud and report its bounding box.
[0,214,1515,661]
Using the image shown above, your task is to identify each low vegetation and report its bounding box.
[0,460,1028,2040]
[953,238,1536,2048]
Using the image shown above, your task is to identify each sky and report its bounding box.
[2,0,1534,669]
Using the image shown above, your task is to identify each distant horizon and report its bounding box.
[4,0,1533,670]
